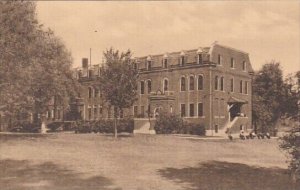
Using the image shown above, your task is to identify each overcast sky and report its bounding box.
[36,1,300,75]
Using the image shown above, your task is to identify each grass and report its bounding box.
[0,133,297,190]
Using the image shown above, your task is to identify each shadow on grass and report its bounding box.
[0,133,51,143]
[158,161,298,190]
[0,159,120,190]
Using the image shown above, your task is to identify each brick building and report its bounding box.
[74,42,254,135]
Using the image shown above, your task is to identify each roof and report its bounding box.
[227,96,248,104]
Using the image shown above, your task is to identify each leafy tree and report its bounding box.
[280,71,300,183]
[99,48,138,138]
[0,1,78,128]
[280,122,300,183]
[252,61,285,133]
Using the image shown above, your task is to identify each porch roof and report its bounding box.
[227,96,248,104]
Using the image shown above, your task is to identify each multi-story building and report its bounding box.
[74,42,254,135]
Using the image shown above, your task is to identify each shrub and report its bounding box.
[10,121,40,133]
[76,118,134,134]
[184,123,206,136]
[154,113,184,134]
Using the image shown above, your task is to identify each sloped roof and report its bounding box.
[227,96,248,104]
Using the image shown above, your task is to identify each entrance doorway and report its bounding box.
[229,103,242,121]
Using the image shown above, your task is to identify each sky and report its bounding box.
[36,1,300,75]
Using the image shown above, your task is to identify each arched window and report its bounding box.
[164,78,169,92]
[88,87,93,98]
[198,75,203,90]
[180,77,186,91]
[220,77,224,91]
[214,76,219,90]
[147,80,152,94]
[189,76,194,91]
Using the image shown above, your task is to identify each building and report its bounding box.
[74,42,254,135]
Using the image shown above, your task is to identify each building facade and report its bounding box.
[74,42,254,135]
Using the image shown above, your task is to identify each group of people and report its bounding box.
[239,130,271,140]
[227,130,271,140]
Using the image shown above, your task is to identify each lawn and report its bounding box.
[0,133,297,190]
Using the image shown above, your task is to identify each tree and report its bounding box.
[99,48,138,138]
[0,1,78,128]
[252,61,285,133]
[280,71,300,183]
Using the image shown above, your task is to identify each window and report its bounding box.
[220,99,225,116]
[198,75,203,90]
[141,106,145,117]
[88,87,93,98]
[189,104,194,117]
[88,107,92,120]
[133,63,138,70]
[242,61,246,71]
[94,106,98,119]
[163,59,168,68]
[164,78,169,92]
[57,109,61,120]
[133,106,138,117]
[147,105,151,117]
[147,80,152,94]
[189,76,195,91]
[147,61,151,70]
[180,104,186,117]
[120,110,124,118]
[218,54,222,65]
[180,77,186,91]
[215,76,219,90]
[240,80,243,93]
[231,58,235,68]
[47,110,51,118]
[244,81,248,94]
[180,56,185,66]
[198,54,203,64]
[230,78,234,92]
[198,103,203,117]
[220,77,224,91]
[94,89,99,98]
[99,106,103,115]
[108,107,112,118]
[140,81,145,94]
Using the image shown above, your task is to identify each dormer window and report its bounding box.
[146,56,152,70]
[147,61,151,70]
[180,56,185,66]
[180,51,185,66]
[217,54,222,65]
[163,59,168,68]
[198,54,203,64]
[242,61,246,71]
[231,58,235,68]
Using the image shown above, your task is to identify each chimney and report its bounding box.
[82,58,88,68]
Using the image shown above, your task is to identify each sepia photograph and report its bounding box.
[0,0,299,189]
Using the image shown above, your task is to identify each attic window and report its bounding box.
[163,59,168,68]
[180,56,185,66]
[147,61,151,70]
[198,54,203,64]
[242,61,246,71]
